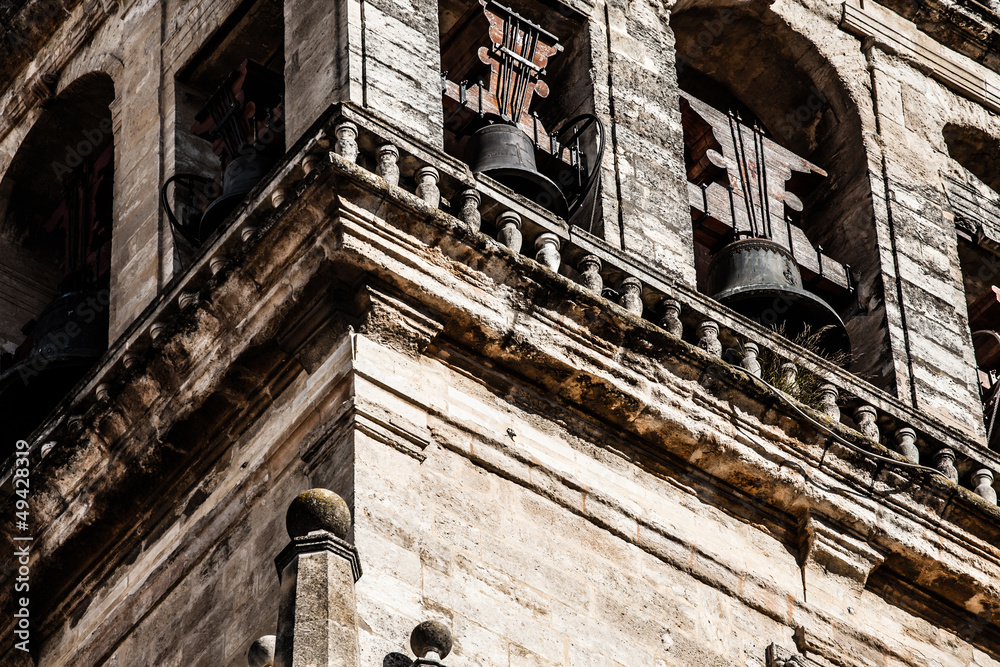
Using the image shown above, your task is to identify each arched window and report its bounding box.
[0,72,115,443]
[942,123,1000,446]
[671,8,888,382]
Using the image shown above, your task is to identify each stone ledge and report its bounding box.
[4,104,1000,661]
[274,532,363,582]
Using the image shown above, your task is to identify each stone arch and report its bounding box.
[943,123,1000,194]
[0,70,116,440]
[942,122,1000,442]
[670,3,889,382]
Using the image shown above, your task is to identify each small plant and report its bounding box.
[733,324,851,411]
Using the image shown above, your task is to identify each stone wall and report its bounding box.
[28,323,1000,666]
[5,0,1000,665]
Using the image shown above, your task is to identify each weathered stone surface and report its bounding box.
[4,1,1000,667]
[286,489,353,540]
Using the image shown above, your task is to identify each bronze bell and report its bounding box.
[467,123,569,218]
[707,238,851,357]
[198,148,274,240]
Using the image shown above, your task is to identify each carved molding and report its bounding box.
[800,512,886,586]
[0,0,118,142]
[841,0,1000,114]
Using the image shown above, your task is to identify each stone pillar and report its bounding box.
[284,0,362,143]
[274,489,363,667]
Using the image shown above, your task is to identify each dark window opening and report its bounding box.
[946,124,1000,445]
[0,73,115,448]
[670,9,887,380]
[166,0,285,264]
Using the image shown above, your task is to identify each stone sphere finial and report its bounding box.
[285,488,351,540]
[247,635,276,667]
[410,620,453,660]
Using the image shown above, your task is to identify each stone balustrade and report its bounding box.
[7,102,997,510]
[321,108,1000,506]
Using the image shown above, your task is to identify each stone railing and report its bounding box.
[328,104,1000,506]
[5,101,997,508]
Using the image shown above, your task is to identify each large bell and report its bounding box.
[199,147,274,240]
[0,288,109,443]
[707,238,851,357]
[467,124,569,218]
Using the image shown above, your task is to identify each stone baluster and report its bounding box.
[179,290,199,309]
[334,121,359,162]
[697,320,722,357]
[577,255,603,293]
[375,144,400,186]
[855,405,880,442]
[301,153,322,176]
[659,298,683,337]
[248,635,276,667]
[933,448,959,483]
[894,427,919,463]
[150,321,167,343]
[619,277,643,316]
[455,188,481,232]
[534,233,562,272]
[817,383,839,420]
[274,489,362,667]
[210,255,228,275]
[779,362,798,396]
[973,469,997,504]
[410,621,453,665]
[496,211,522,253]
[122,351,141,370]
[271,188,289,208]
[741,342,762,378]
[415,166,441,207]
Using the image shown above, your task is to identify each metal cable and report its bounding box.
[726,364,950,480]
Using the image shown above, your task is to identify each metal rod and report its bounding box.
[735,115,757,237]
[728,111,757,237]
[727,184,739,237]
[751,125,769,236]
[756,125,772,239]
[693,182,710,226]
[785,214,795,260]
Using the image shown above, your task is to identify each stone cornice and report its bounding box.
[3,105,1000,662]
[841,0,1000,113]
[274,532,363,582]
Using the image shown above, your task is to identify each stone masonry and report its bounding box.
[3,0,1000,665]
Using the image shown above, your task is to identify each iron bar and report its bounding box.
[785,214,795,261]
[727,184,739,237]
[728,111,757,237]
[756,125,772,239]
